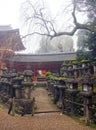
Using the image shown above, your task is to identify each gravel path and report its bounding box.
[0,109,94,130]
[32,87,58,112]
[0,86,95,130]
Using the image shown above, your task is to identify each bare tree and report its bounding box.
[50,36,74,52]
[21,0,96,39]
[36,36,50,53]
[35,35,74,53]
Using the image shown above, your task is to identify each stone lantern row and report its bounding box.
[47,78,93,125]
[60,60,96,79]
[0,68,34,99]
[47,59,96,125]
[47,78,93,105]
[59,60,95,110]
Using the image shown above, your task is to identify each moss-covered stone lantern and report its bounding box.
[0,67,11,96]
[66,80,79,114]
[51,79,59,104]
[80,80,93,125]
[67,80,78,91]
[58,80,66,99]
[12,76,23,98]
[57,79,67,111]
[22,68,34,99]
[80,82,93,97]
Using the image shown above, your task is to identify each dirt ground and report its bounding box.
[0,86,95,130]
[32,87,58,112]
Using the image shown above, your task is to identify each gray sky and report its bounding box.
[0,0,22,28]
[0,0,65,29]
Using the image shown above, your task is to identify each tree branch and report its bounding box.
[21,32,52,39]
[22,0,96,40]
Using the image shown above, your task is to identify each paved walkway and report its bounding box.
[0,87,95,130]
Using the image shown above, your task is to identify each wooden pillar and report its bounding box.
[54,87,59,104]
[32,97,35,116]
[12,97,15,116]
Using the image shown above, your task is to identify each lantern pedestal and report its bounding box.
[80,82,93,126]
[13,85,22,98]
[12,77,23,98]
[22,82,33,99]
[65,81,79,114]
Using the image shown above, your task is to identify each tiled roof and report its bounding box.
[0,26,25,51]
[0,25,12,31]
[8,52,76,62]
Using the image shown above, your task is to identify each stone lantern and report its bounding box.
[52,79,59,104]
[80,81,93,125]
[0,68,11,95]
[66,80,79,114]
[2,66,8,75]
[12,76,23,98]
[48,79,55,94]
[72,61,79,78]
[4,74,12,95]
[67,64,74,78]
[47,78,52,93]
[57,80,67,112]
[80,60,91,76]
[22,69,34,99]
[72,61,78,69]
[81,82,93,97]
[81,60,90,68]
[67,81,79,94]
[58,80,66,100]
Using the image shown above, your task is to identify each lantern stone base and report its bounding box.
[66,89,79,95]
[80,92,93,97]
[22,87,32,99]
[15,88,22,98]
[22,82,33,99]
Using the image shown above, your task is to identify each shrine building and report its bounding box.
[0,25,25,74]
[5,52,76,75]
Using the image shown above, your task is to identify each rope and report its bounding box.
[64,99,84,107]
[64,98,96,110]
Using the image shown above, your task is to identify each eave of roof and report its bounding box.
[7,52,76,62]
